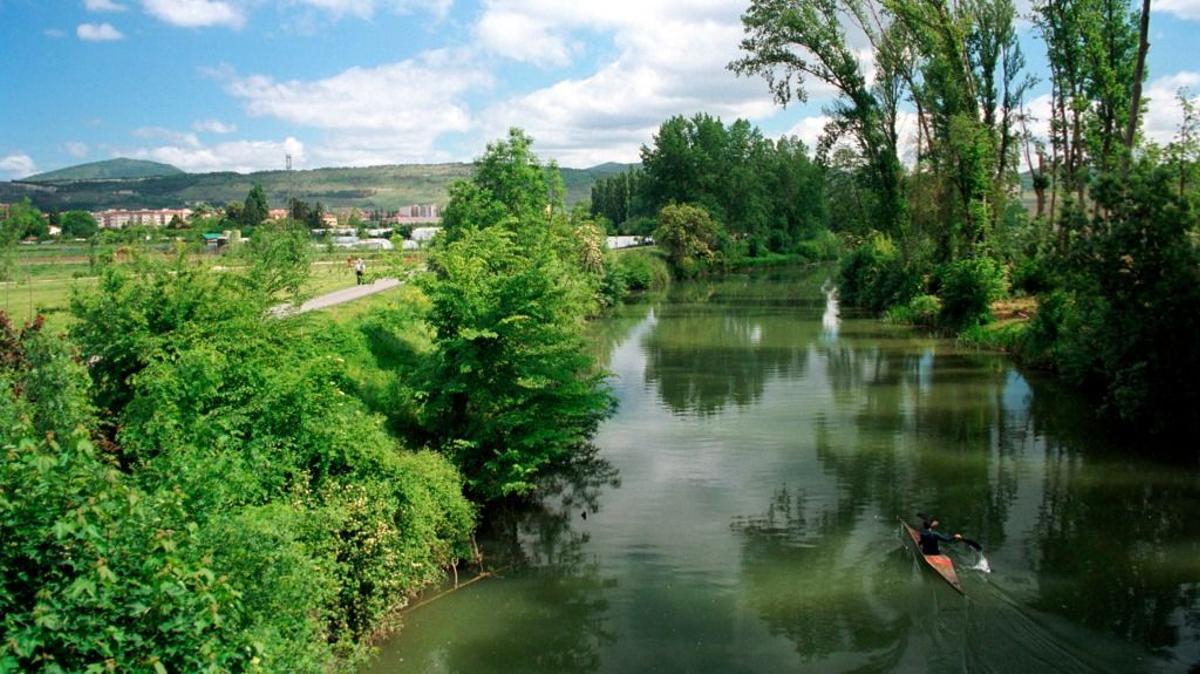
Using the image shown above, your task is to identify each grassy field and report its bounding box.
[0,243,423,329]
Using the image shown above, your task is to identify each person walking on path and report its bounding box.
[354,258,366,285]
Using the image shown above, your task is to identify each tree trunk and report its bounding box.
[1121,0,1152,177]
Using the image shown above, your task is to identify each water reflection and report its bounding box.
[820,279,839,341]
[367,265,1200,673]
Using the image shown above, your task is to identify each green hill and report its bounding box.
[1,162,636,212]
[26,158,185,182]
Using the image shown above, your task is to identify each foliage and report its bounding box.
[885,294,942,327]
[1,199,48,242]
[1045,166,1200,431]
[242,222,313,300]
[654,203,725,278]
[837,233,921,312]
[936,256,1008,328]
[49,253,478,669]
[418,225,615,500]
[637,114,828,243]
[609,249,672,293]
[242,183,270,227]
[60,210,98,238]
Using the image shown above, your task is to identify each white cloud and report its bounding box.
[785,115,832,151]
[1016,73,1199,150]
[125,137,305,173]
[1155,0,1200,21]
[192,119,238,134]
[0,154,37,180]
[63,142,90,159]
[212,50,489,165]
[475,11,576,67]
[288,0,450,17]
[77,22,125,41]
[85,0,128,12]
[43,28,66,38]
[474,1,792,166]
[1143,72,1200,144]
[142,0,245,28]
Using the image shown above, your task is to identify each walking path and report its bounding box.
[271,277,401,317]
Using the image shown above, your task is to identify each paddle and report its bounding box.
[916,512,983,552]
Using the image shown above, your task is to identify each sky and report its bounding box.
[0,0,1198,178]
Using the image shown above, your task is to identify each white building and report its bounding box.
[93,208,192,229]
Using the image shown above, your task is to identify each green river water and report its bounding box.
[366,266,1200,673]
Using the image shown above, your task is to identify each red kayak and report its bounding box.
[900,518,964,595]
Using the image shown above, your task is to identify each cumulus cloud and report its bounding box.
[287,0,453,19]
[475,11,577,67]
[192,119,238,134]
[1018,73,1198,150]
[1143,72,1200,144]
[125,136,305,173]
[77,22,125,41]
[0,154,37,179]
[85,0,128,12]
[1154,0,1200,21]
[474,0,793,166]
[63,142,90,159]
[211,50,489,165]
[142,0,245,28]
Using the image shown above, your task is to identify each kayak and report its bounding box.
[900,518,964,595]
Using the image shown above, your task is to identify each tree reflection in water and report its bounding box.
[442,445,620,673]
[732,486,915,670]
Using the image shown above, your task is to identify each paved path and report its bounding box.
[272,277,402,317]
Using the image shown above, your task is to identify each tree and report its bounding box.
[1,199,47,241]
[419,130,615,500]
[60,210,98,238]
[418,226,615,500]
[731,0,907,236]
[654,203,724,277]
[242,183,269,227]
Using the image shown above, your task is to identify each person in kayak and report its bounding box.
[918,516,962,555]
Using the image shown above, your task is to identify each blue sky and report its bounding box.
[1,0,1198,178]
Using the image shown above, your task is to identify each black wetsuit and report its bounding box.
[919,527,956,555]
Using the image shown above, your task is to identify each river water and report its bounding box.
[366,266,1200,673]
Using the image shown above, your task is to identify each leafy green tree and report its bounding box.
[242,183,270,227]
[60,210,98,238]
[1,198,47,241]
[418,225,615,500]
[654,203,724,278]
[441,128,564,244]
[731,0,907,235]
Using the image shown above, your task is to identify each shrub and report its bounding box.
[885,294,942,326]
[936,256,1008,328]
[838,233,922,312]
[613,250,671,292]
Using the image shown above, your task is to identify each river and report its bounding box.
[365,265,1200,673]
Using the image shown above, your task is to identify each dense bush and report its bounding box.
[935,256,1008,329]
[884,294,942,327]
[837,233,922,312]
[419,226,616,500]
[0,255,480,671]
[611,249,671,292]
[792,230,842,262]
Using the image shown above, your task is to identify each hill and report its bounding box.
[1,162,636,212]
[26,158,185,182]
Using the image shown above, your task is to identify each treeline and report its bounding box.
[591,114,838,271]
[0,130,630,670]
[730,0,1199,435]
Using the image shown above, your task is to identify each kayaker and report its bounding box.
[918,517,962,555]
